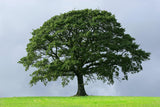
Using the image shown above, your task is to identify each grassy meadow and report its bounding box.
[0,96,160,107]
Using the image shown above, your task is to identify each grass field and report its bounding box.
[0,96,160,107]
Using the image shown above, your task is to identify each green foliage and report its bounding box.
[18,9,150,87]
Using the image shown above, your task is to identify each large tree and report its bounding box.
[18,9,150,96]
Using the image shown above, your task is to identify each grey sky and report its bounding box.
[0,0,160,97]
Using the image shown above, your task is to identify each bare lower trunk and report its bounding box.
[75,74,87,96]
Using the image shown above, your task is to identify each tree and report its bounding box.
[18,9,150,96]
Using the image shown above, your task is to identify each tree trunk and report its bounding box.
[75,74,88,96]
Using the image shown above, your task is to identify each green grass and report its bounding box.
[0,96,160,107]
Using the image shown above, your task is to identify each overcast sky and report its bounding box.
[0,0,160,97]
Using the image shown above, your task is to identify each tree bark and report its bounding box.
[75,74,88,96]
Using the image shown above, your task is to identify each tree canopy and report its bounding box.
[18,9,150,96]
